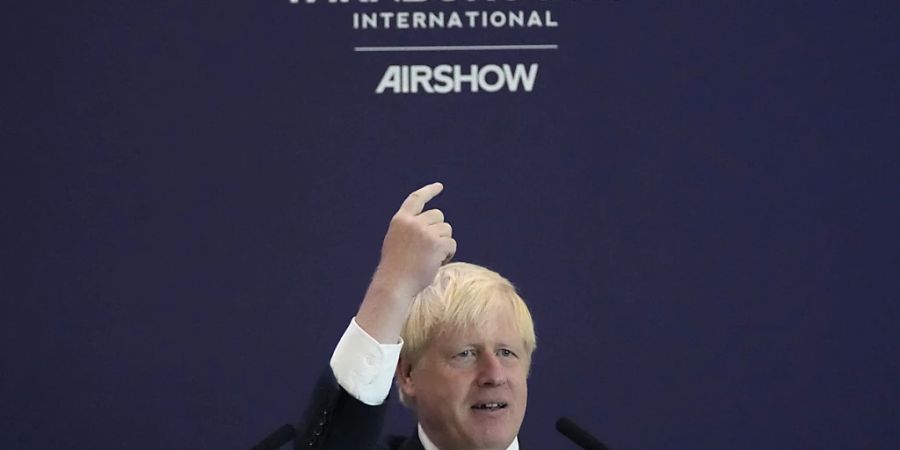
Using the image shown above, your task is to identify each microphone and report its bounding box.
[556,417,612,450]
[251,424,296,450]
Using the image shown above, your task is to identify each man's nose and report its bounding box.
[477,353,507,386]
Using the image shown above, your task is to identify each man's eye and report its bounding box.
[457,350,475,358]
[498,349,517,358]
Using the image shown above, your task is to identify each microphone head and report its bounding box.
[556,416,611,450]
[556,416,577,433]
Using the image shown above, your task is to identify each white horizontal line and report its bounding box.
[354,44,558,52]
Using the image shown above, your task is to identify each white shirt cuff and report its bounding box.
[329,317,403,406]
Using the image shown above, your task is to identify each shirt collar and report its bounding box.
[418,423,519,450]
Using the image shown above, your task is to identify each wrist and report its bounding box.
[369,267,421,302]
[365,276,416,307]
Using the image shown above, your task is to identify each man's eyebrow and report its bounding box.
[450,341,522,348]
[446,343,479,350]
[494,342,523,349]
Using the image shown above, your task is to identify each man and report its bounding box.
[296,183,537,450]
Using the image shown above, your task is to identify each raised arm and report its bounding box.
[356,182,457,344]
[295,183,457,448]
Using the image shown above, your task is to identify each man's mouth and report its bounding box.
[472,402,508,411]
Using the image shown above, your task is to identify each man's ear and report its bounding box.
[396,356,415,399]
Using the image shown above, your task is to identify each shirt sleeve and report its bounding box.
[329,317,403,406]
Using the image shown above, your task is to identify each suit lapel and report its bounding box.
[396,433,424,450]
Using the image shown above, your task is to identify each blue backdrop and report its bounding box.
[3,1,899,449]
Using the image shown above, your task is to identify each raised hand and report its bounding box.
[356,183,457,343]
[376,182,456,299]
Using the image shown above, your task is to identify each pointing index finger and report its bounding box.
[399,182,444,215]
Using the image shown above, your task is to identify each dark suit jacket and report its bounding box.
[295,367,526,450]
[294,367,421,450]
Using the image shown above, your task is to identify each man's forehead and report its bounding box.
[433,316,523,345]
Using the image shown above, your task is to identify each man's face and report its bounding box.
[398,306,529,450]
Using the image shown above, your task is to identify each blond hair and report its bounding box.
[400,261,537,368]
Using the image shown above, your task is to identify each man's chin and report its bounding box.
[464,426,516,450]
[451,409,522,449]
[469,437,515,450]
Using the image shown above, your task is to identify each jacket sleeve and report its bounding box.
[294,367,389,449]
